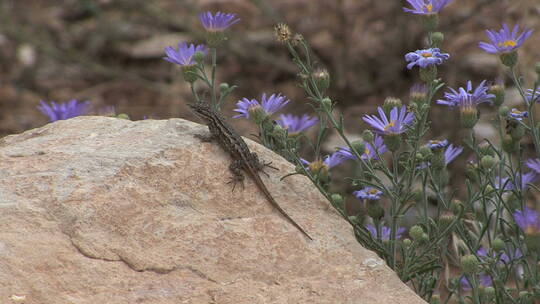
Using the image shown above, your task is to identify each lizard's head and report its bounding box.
[188,101,213,122]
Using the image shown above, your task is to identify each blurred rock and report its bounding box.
[119,33,191,59]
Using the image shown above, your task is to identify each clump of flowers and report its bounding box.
[38,99,90,122]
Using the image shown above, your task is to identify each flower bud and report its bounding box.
[525,233,540,253]
[480,155,496,169]
[182,65,199,83]
[272,124,287,139]
[116,113,130,120]
[483,287,496,300]
[484,185,495,195]
[219,82,230,92]
[499,106,509,117]
[351,140,366,156]
[367,201,385,220]
[430,295,440,304]
[383,134,401,152]
[420,233,429,243]
[478,142,495,157]
[461,254,480,274]
[383,97,402,115]
[403,238,412,247]
[500,51,518,67]
[410,84,428,106]
[321,97,333,111]
[313,68,330,91]
[439,212,455,229]
[430,32,444,48]
[460,106,479,129]
[510,121,526,141]
[248,104,269,124]
[362,130,374,142]
[331,193,344,209]
[491,238,505,252]
[489,81,505,107]
[419,146,433,158]
[409,225,424,241]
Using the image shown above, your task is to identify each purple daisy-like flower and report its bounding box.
[337,135,387,161]
[478,24,533,54]
[38,99,91,122]
[363,106,415,135]
[460,274,493,291]
[353,187,383,201]
[233,93,290,119]
[300,151,347,172]
[444,144,463,165]
[428,139,448,150]
[437,80,494,108]
[526,159,540,174]
[514,206,540,234]
[276,114,318,135]
[366,225,406,241]
[525,87,540,104]
[199,12,240,32]
[476,246,523,264]
[403,0,453,15]
[508,108,528,121]
[163,42,206,67]
[405,48,450,70]
[495,172,538,191]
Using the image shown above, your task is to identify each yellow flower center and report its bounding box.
[425,4,433,12]
[525,225,538,235]
[364,147,370,156]
[511,109,522,114]
[431,140,441,144]
[384,121,396,131]
[368,189,379,195]
[498,40,517,48]
[421,52,433,58]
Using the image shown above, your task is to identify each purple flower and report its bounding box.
[526,159,540,174]
[428,139,448,150]
[366,225,406,241]
[476,246,522,264]
[478,24,533,54]
[301,152,346,171]
[38,99,90,122]
[495,172,538,191]
[514,206,540,234]
[525,87,540,104]
[403,0,453,15]
[233,93,290,119]
[337,135,387,161]
[460,274,493,291]
[353,187,383,201]
[363,106,415,135]
[405,48,450,69]
[444,144,463,165]
[437,80,494,109]
[276,114,318,135]
[163,42,206,67]
[199,12,240,32]
[508,108,528,121]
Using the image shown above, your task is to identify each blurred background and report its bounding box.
[0,0,538,161]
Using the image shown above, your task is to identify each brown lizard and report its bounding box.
[188,101,313,240]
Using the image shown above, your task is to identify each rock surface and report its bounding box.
[0,117,426,304]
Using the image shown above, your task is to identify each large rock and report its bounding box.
[0,117,426,304]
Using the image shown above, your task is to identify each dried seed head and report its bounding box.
[274,23,292,43]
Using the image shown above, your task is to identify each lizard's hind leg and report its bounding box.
[249,152,278,177]
[227,159,246,191]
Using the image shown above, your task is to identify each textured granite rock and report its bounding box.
[0,116,426,304]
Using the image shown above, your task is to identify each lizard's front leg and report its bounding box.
[249,152,278,177]
[193,132,215,142]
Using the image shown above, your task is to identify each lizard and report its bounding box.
[188,101,313,241]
